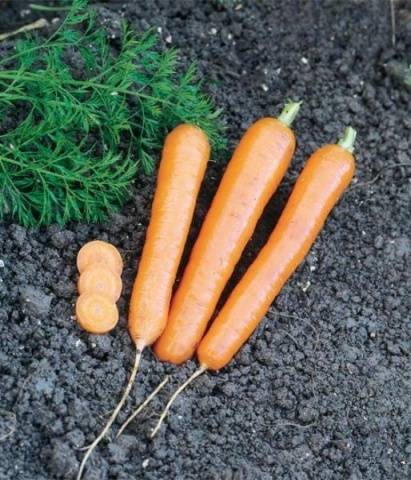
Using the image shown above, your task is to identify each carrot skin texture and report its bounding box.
[128,124,210,347]
[197,144,355,371]
[155,118,296,364]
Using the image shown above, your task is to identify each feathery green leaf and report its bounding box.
[0,0,225,226]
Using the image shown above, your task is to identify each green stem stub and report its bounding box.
[338,126,357,153]
[29,3,72,11]
[277,101,302,127]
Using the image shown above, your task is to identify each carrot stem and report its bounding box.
[77,345,144,480]
[116,376,170,438]
[29,3,72,11]
[150,366,207,438]
[338,126,357,153]
[277,101,302,127]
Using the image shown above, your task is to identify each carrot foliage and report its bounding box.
[0,0,225,226]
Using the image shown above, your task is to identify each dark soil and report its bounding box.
[1,1,410,479]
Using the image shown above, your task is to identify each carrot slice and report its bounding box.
[78,264,122,302]
[77,240,123,275]
[75,293,119,334]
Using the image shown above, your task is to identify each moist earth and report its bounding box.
[0,1,410,479]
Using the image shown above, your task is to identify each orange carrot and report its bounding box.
[78,264,122,302]
[75,293,119,334]
[77,240,123,275]
[77,124,210,480]
[151,127,356,437]
[154,102,300,365]
[128,124,210,348]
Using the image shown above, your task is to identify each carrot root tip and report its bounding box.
[150,366,207,438]
[116,375,170,438]
[76,348,144,480]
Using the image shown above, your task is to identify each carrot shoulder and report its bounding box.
[198,128,356,371]
[154,102,300,364]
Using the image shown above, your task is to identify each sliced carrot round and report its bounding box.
[76,293,119,334]
[77,240,123,275]
[78,264,123,302]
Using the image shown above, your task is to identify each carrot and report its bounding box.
[128,124,210,347]
[77,124,210,480]
[154,101,300,365]
[150,127,356,436]
[75,293,119,334]
[78,264,122,302]
[77,240,123,275]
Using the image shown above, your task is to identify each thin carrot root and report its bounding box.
[77,346,144,480]
[0,18,49,42]
[116,376,170,438]
[0,410,17,442]
[150,366,207,438]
